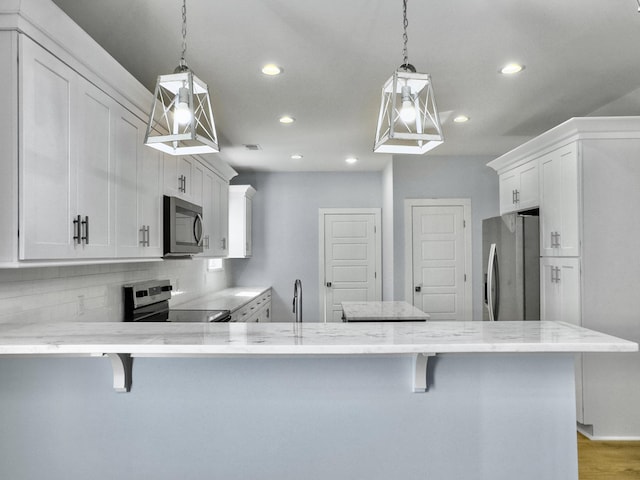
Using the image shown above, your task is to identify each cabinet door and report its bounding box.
[113,104,163,258]
[499,170,519,215]
[218,179,229,256]
[540,256,582,420]
[540,144,580,257]
[200,169,215,256]
[516,161,539,210]
[499,161,539,215]
[138,146,163,256]
[189,160,204,205]
[163,154,181,196]
[76,78,116,258]
[19,37,78,259]
[540,257,581,324]
[209,174,229,257]
[245,196,253,257]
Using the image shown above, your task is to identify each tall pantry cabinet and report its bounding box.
[489,117,640,439]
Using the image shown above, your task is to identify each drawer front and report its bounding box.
[232,289,272,322]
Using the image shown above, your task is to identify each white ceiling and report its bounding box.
[52,0,640,172]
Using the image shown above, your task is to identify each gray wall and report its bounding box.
[229,158,500,322]
[228,172,383,323]
[392,156,499,320]
[0,354,579,480]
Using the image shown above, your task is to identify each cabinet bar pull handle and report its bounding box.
[81,216,89,244]
[194,214,204,246]
[512,190,516,204]
[555,267,561,283]
[73,215,81,245]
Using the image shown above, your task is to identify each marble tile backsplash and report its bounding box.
[0,259,229,323]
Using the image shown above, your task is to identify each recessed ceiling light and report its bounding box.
[453,115,470,123]
[279,115,295,124]
[345,157,358,164]
[291,154,303,160]
[261,64,283,76]
[500,63,525,75]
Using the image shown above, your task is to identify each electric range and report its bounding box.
[123,279,231,323]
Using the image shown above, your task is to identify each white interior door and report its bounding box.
[406,200,471,320]
[320,209,381,322]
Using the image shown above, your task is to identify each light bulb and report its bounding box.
[174,87,192,125]
[399,85,416,123]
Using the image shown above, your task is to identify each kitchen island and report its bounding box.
[0,321,635,480]
[341,300,430,321]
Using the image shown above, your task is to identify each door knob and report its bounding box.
[326,282,332,287]
[415,286,421,292]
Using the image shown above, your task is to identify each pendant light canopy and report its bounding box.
[374,0,443,155]
[145,0,219,155]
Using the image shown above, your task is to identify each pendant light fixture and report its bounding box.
[144,0,219,155]
[373,0,443,154]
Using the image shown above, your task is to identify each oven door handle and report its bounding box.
[194,213,204,246]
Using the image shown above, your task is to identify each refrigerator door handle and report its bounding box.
[487,243,498,321]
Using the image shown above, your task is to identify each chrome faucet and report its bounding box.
[293,279,302,323]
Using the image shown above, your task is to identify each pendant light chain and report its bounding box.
[180,0,188,68]
[402,0,409,68]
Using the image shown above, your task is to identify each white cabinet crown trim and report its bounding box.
[487,116,640,174]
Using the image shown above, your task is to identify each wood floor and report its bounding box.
[578,433,640,479]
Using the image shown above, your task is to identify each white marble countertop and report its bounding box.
[171,286,270,312]
[341,301,430,321]
[0,321,635,356]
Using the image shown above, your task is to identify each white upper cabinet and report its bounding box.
[163,155,203,205]
[228,185,256,258]
[539,144,580,257]
[20,36,115,259]
[210,174,229,257]
[114,105,163,258]
[498,160,539,215]
[0,6,237,266]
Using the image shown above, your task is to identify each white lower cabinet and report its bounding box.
[230,290,272,323]
[540,256,583,422]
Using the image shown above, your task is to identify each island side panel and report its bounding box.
[0,353,578,480]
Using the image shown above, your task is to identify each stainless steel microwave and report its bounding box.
[163,195,204,256]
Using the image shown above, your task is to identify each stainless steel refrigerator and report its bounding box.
[482,213,540,321]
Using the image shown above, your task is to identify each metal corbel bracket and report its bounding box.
[413,353,436,393]
[104,353,132,393]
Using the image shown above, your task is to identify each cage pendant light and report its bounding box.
[145,0,219,155]
[373,0,443,154]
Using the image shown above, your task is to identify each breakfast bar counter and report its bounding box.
[0,321,636,480]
